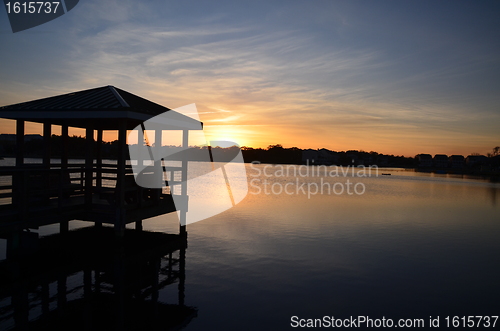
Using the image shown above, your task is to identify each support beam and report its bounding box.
[41,279,49,315]
[137,127,144,208]
[12,283,29,330]
[180,129,189,234]
[96,129,103,190]
[137,127,144,166]
[60,221,69,233]
[154,128,163,201]
[61,123,68,169]
[85,126,94,208]
[43,122,51,168]
[60,123,70,231]
[151,256,160,318]
[14,121,24,208]
[57,274,67,319]
[115,120,127,238]
[113,249,125,330]
[95,269,101,293]
[42,122,52,204]
[16,120,24,167]
[94,129,103,228]
[178,245,186,306]
[6,231,21,260]
[83,268,93,330]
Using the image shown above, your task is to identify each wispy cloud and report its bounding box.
[1,0,499,155]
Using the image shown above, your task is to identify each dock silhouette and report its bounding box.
[0,86,200,329]
[0,86,202,255]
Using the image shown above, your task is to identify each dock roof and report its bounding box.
[0,85,201,130]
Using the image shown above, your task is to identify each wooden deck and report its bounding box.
[0,163,187,236]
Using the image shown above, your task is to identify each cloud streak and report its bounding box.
[0,0,499,156]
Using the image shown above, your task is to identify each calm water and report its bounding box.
[160,163,500,329]
[1,160,499,329]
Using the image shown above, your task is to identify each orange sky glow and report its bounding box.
[1,1,499,157]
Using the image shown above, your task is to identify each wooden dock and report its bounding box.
[0,86,203,252]
[0,86,202,329]
[0,163,182,234]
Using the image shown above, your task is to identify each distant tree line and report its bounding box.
[241,144,417,167]
[241,144,302,164]
[0,135,498,170]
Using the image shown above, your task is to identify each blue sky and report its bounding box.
[1,0,499,156]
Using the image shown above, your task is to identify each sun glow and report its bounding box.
[203,125,257,148]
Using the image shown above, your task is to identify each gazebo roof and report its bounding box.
[0,86,202,130]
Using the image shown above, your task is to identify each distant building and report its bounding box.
[466,155,488,168]
[433,154,448,168]
[449,155,465,169]
[416,154,432,167]
[491,155,500,170]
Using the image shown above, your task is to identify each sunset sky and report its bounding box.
[1,1,499,156]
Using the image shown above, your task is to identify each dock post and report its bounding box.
[60,221,69,234]
[154,128,163,202]
[15,120,24,167]
[135,219,143,231]
[43,121,51,168]
[41,278,49,315]
[13,120,24,210]
[61,123,68,168]
[12,282,29,331]
[83,268,93,330]
[178,245,186,306]
[96,129,103,190]
[136,126,144,209]
[60,123,69,232]
[85,126,94,209]
[6,231,21,260]
[57,273,67,319]
[180,129,189,235]
[95,268,101,294]
[42,122,51,204]
[95,129,103,229]
[113,247,125,330]
[152,256,160,314]
[115,120,127,239]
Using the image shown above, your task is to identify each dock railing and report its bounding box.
[0,161,183,232]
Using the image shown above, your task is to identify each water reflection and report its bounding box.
[490,186,498,206]
[0,227,196,330]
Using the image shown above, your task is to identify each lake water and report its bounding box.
[179,164,500,330]
[1,160,499,329]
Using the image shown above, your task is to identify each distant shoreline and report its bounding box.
[1,156,498,181]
